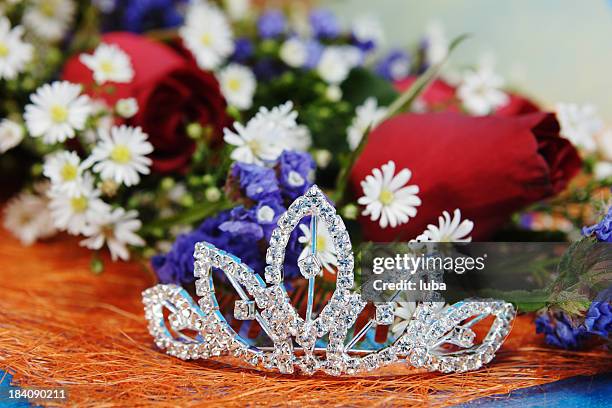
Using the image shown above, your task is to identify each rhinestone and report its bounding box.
[375,302,395,325]
[298,254,321,279]
[234,300,255,320]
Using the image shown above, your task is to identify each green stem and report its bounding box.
[141,199,235,234]
[332,34,470,206]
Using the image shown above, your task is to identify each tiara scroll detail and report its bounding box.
[142,185,515,375]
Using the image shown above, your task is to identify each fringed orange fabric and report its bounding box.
[0,228,610,407]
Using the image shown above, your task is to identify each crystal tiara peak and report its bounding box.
[142,185,515,375]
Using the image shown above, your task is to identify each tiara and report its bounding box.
[142,185,515,375]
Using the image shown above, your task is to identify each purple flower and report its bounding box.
[584,301,612,338]
[231,37,254,63]
[535,312,587,349]
[582,206,612,242]
[231,162,282,203]
[117,0,185,33]
[375,49,411,81]
[309,9,340,39]
[253,58,285,80]
[303,39,324,69]
[257,9,286,39]
[277,150,315,200]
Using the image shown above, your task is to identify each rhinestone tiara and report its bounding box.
[142,185,515,375]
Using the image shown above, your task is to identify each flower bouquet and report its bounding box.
[0,0,610,360]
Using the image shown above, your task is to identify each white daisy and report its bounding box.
[358,161,421,229]
[594,130,612,180]
[457,67,508,116]
[416,209,474,242]
[24,81,91,144]
[250,101,312,151]
[317,45,361,85]
[347,97,388,151]
[351,15,385,49]
[423,21,448,66]
[391,301,416,335]
[23,0,75,42]
[298,222,338,275]
[115,97,138,118]
[81,206,145,261]
[223,120,282,165]
[79,43,134,85]
[279,37,307,68]
[0,118,24,153]
[48,172,108,235]
[555,103,603,153]
[3,189,57,245]
[179,1,234,70]
[86,125,153,187]
[217,63,256,110]
[0,17,33,80]
[43,150,86,195]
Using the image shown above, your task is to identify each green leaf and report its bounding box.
[341,67,399,106]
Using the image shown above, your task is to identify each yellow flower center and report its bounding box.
[200,32,212,46]
[70,196,88,213]
[50,105,68,123]
[316,235,327,250]
[228,78,241,92]
[100,60,114,74]
[379,189,395,205]
[0,42,9,58]
[247,139,261,155]
[39,0,57,17]
[60,163,78,181]
[111,145,131,164]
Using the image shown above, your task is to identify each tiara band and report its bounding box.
[142,185,515,375]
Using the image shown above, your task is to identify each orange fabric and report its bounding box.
[0,228,610,407]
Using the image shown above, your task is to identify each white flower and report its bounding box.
[223,121,282,165]
[0,17,33,80]
[24,81,91,144]
[457,67,508,116]
[347,97,388,151]
[3,189,57,245]
[86,125,153,187]
[115,97,138,118]
[23,0,75,42]
[594,130,612,180]
[594,162,612,180]
[416,209,474,242]
[81,207,144,261]
[79,43,134,85]
[279,37,307,68]
[555,103,603,153]
[256,205,276,223]
[43,150,87,195]
[250,101,312,151]
[351,16,385,49]
[179,1,234,70]
[358,160,421,229]
[423,21,448,66]
[223,0,250,21]
[325,85,342,102]
[298,222,338,274]
[391,301,416,335]
[0,119,24,153]
[317,45,361,85]
[48,173,108,235]
[217,63,256,110]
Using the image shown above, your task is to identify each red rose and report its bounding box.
[350,112,582,241]
[63,32,230,173]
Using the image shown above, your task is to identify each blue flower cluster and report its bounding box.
[152,150,315,285]
[97,0,187,33]
[582,204,612,242]
[535,295,612,349]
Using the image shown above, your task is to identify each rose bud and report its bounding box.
[350,112,582,241]
[63,32,230,173]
